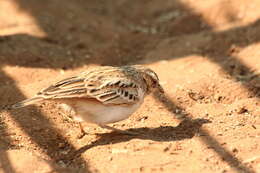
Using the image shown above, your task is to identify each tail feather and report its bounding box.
[11,97,43,109]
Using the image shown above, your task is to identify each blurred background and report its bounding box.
[0,0,259,172]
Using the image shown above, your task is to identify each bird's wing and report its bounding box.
[37,76,88,98]
[88,78,141,105]
[37,75,141,105]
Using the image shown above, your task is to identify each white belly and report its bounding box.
[62,99,143,125]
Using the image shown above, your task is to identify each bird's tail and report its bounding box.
[11,97,43,109]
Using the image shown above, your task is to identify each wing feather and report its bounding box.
[12,66,146,108]
[36,75,141,105]
[37,76,87,98]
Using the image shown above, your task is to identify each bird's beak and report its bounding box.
[158,83,164,93]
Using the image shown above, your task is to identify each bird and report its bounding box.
[11,65,164,137]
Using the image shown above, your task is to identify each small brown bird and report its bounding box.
[12,65,164,137]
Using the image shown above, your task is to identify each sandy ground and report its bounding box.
[0,0,259,172]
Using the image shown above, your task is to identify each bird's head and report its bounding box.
[134,65,164,94]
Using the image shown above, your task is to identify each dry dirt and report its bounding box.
[0,0,260,173]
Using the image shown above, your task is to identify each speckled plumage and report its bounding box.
[12,65,164,136]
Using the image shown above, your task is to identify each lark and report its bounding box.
[12,65,164,137]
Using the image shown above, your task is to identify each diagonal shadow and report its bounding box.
[0,117,16,173]
[5,0,258,93]
[0,150,16,173]
[153,92,256,173]
[145,18,260,98]
[201,23,260,98]
[0,69,91,172]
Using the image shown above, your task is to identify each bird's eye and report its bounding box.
[152,79,158,86]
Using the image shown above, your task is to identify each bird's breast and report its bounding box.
[68,98,144,125]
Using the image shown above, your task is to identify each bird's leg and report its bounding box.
[77,122,87,139]
[98,124,138,135]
